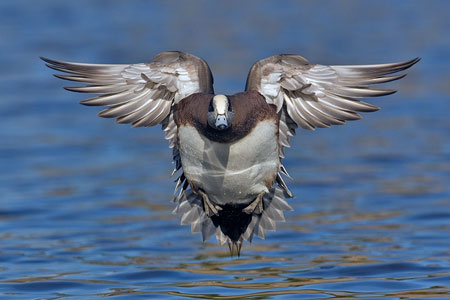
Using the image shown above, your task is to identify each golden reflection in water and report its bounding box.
[4,271,449,299]
[166,286,450,299]
[3,236,449,299]
[381,175,445,196]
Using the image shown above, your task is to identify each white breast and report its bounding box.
[178,120,280,205]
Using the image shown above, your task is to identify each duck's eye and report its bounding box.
[208,101,214,112]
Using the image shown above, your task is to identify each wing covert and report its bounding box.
[246,54,419,146]
[42,51,215,205]
[42,51,214,148]
[246,54,419,195]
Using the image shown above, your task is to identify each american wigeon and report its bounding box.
[42,52,419,255]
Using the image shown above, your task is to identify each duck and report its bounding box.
[41,52,419,255]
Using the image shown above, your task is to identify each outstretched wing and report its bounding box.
[42,51,214,200]
[42,51,214,149]
[246,54,419,195]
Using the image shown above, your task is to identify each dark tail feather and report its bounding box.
[173,186,293,254]
[227,239,243,257]
[211,203,252,256]
[211,203,252,242]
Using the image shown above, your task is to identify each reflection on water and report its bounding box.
[1,0,450,299]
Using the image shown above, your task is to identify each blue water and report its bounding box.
[1,0,449,299]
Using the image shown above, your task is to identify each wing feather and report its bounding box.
[246,54,419,197]
[42,51,213,127]
[42,51,214,207]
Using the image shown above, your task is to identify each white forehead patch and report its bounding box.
[213,95,228,115]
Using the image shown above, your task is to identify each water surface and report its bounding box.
[0,0,449,299]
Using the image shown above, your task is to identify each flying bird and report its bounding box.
[42,52,419,255]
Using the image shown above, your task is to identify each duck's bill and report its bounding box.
[215,115,228,130]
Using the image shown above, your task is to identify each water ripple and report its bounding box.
[1,0,450,299]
